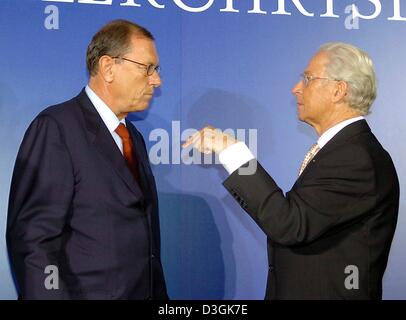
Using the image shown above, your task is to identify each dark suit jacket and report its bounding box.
[6,89,168,300]
[223,120,399,299]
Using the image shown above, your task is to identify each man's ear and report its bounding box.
[98,55,116,83]
[332,80,348,103]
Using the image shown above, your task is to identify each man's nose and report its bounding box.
[149,71,161,88]
[291,80,303,95]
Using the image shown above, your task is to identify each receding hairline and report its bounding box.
[121,34,157,60]
[86,19,156,76]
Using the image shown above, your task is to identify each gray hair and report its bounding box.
[319,42,377,115]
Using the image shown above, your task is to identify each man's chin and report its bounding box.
[297,117,312,127]
[130,103,150,112]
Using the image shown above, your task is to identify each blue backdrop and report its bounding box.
[0,0,405,299]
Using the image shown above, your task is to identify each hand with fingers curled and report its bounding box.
[182,125,237,154]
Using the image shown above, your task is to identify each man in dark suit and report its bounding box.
[7,20,168,300]
[183,42,399,299]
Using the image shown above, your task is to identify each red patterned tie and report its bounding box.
[115,123,140,182]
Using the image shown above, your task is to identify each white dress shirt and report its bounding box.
[85,85,126,154]
[219,116,365,175]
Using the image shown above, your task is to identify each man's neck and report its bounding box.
[88,79,124,120]
[315,108,362,136]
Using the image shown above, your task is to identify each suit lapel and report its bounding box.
[75,89,145,200]
[126,120,161,246]
[295,120,371,183]
[316,120,371,157]
[126,120,155,201]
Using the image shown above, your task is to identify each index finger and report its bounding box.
[182,130,202,148]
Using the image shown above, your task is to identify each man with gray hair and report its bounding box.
[183,42,399,299]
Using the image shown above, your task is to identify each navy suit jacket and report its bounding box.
[224,120,399,299]
[7,89,168,299]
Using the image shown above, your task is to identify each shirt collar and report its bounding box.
[317,116,365,149]
[85,85,125,133]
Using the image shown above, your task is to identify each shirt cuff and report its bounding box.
[219,142,255,175]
